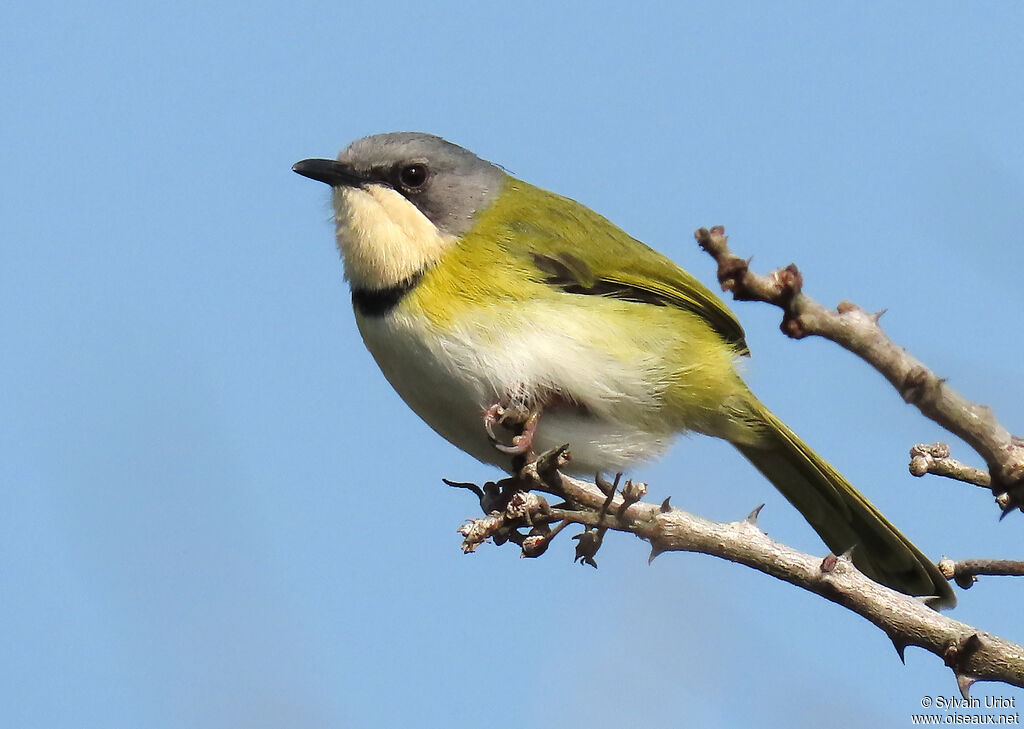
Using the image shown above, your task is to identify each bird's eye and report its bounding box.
[397,163,429,190]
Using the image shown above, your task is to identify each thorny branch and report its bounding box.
[451,447,1024,695]
[694,225,1024,512]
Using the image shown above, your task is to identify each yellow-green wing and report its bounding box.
[494,179,749,355]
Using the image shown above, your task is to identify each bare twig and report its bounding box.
[450,457,1024,695]
[909,443,991,489]
[694,225,1024,510]
[906,443,1012,512]
[939,558,1024,590]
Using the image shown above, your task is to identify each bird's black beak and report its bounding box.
[292,158,366,187]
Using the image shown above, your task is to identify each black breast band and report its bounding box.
[352,272,423,317]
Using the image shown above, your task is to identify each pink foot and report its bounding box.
[483,404,541,455]
[493,410,540,455]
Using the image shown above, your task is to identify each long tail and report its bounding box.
[732,402,955,608]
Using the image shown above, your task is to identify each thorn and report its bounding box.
[840,545,857,562]
[660,497,672,513]
[956,673,977,699]
[872,308,888,323]
[889,635,908,664]
[745,503,765,525]
[648,545,664,564]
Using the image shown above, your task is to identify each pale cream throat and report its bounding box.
[332,184,457,290]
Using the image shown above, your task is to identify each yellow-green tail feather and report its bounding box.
[733,403,956,608]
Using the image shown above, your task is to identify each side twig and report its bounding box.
[938,558,1024,590]
[909,443,992,489]
[694,225,1024,512]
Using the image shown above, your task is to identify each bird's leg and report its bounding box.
[494,409,541,455]
[483,401,542,456]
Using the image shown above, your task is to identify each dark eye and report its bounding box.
[397,163,429,190]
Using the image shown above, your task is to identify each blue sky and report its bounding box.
[3,2,1023,727]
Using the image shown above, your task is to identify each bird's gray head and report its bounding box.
[293,133,506,291]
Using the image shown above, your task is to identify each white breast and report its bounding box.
[354,299,676,475]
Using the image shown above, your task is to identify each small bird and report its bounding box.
[293,132,955,608]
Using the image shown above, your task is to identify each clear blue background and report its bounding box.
[3,2,1023,727]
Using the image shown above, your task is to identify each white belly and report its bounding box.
[354,301,676,475]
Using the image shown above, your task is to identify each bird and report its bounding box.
[293,132,955,608]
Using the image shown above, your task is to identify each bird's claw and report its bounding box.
[484,405,541,456]
[494,435,532,455]
[483,404,504,443]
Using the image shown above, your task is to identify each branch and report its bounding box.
[452,449,1024,695]
[939,557,1024,590]
[694,226,1024,511]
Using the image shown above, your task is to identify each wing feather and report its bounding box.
[511,185,748,355]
